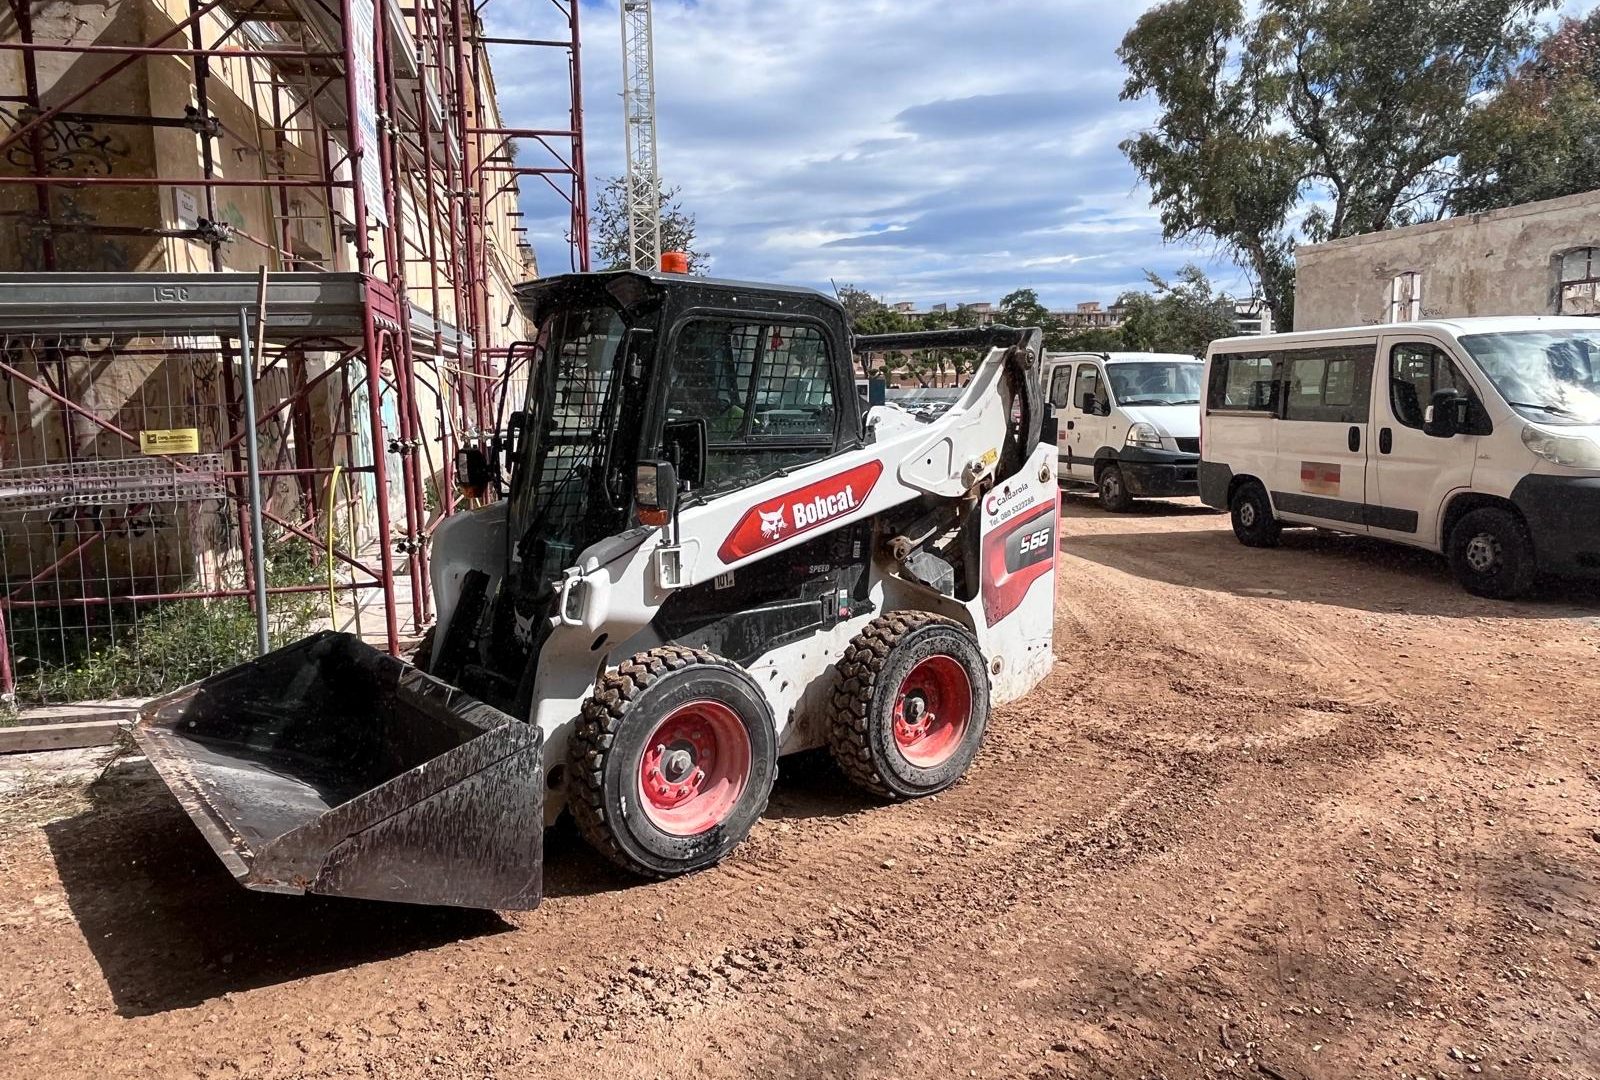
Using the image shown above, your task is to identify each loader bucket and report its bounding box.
[134,631,542,910]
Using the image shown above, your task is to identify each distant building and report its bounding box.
[1293,189,1600,331]
[1054,301,1126,330]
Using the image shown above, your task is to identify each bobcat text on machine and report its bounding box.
[135,269,1060,910]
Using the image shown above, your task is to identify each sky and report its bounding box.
[483,0,1598,313]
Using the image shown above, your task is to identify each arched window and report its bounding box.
[1559,247,1599,315]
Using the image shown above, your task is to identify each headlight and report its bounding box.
[1522,425,1600,469]
[1125,422,1164,450]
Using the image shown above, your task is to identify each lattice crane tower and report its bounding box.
[621,0,662,271]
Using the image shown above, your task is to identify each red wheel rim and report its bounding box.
[892,655,972,768]
[637,700,753,836]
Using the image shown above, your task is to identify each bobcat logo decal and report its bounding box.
[759,507,788,540]
[718,461,884,564]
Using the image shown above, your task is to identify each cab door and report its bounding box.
[1063,361,1109,482]
[1270,344,1375,530]
[1046,361,1075,481]
[1369,336,1487,550]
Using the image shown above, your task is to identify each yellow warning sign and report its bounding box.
[139,428,201,455]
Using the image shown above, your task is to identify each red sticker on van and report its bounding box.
[718,461,883,563]
[1299,461,1341,495]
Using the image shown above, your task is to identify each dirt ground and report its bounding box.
[3,495,1599,1080]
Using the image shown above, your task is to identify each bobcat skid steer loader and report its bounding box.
[135,270,1059,910]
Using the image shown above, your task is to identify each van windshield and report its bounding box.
[1459,330,1600,426]
[1107,361,1204,406]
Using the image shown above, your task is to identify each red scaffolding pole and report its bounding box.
[0,0,587,704]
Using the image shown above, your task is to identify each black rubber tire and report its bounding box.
[1097,463,1135,512]
[827,612,991,800]
[568,645,778,878]
[1230,481,1282,548]
[1448,507,1536,600]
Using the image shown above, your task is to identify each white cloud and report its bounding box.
[484,1,1257,307]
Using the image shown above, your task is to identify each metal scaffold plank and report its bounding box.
[0,272,371,338]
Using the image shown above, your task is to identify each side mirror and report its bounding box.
[504,410,526,467]
[1423,389,1465,438]
[1079,391,1097,414]
[662,418,707,490]
[635,460,678,527]
[455,445,491,499]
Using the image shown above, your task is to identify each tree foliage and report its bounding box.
[1115,265,1240,357]
[851,266,1241,384]
[1118,0,1554,328]
[1452,11,1600,213]
[592,175,708,271]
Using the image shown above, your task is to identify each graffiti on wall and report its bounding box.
[0,107,131,175]
[14,193,131,272]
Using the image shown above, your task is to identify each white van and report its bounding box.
[1044,351,1205,510]
[1200,317,1600,599]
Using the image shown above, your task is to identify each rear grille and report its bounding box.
[1174,437,1200,455]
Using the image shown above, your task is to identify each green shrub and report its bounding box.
[13,535,325,704]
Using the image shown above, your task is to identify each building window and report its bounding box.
[1559,247,1599,315]
[1389,271,1422,323]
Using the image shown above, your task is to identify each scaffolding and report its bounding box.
[0,0,587,704]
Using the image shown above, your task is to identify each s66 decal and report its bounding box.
[718,461,883,563]
[981,503,1056,627]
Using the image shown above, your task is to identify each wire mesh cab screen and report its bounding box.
[664,319,838,497]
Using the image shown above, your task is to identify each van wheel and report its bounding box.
[1097,464,1134,512]
[1449,507,1535,600]
[569,646,778,878]
[1230,482,1281,547]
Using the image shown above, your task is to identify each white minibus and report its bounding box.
[1200,317,1600,598]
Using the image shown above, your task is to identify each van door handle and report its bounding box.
[1066,420,1075,430]
[1347,426,1361,453]
[1379,427,1393,455]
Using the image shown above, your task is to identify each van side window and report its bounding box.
[1048,366,1074,409]
[1209,353,1278,412]
[1390,343,1472,429]
[1282,346,1373,423]
[1074,363,1102,412]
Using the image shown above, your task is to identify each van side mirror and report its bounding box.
[635,460,678,527]
[1423,390,1465,438]
[1079,391,1099,415]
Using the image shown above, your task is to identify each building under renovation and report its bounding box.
[0,0,588,703]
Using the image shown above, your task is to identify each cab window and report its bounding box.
[663,319,838,497]
[1073,363,1102,413]
[1390,343,1474,430]
[1048,366,1074,409]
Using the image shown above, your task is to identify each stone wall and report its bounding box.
[1293,189,1600,331]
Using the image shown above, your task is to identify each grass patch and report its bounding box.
[10,535,325,705]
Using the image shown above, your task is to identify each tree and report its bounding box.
[835,284,911,335]
[591,174,708,271]
[997,288,1053,329]
[1118,0,1554,328]
[1452,11,1600,213]
[1115,265,1239,356]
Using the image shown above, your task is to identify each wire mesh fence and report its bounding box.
[0,327,407,705]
